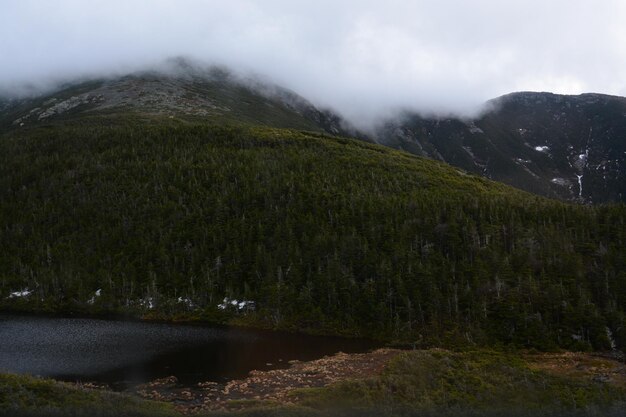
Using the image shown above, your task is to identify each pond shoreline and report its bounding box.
[3,347,624,416]
[0,312,381,389]
[133,348,404,414]
[0,305,390,344]
[134,348,626,414]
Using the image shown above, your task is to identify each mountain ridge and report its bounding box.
[1,64,625,203]
[0,61,354,138]
[376,91,626,203]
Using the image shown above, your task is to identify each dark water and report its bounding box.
[0,313,376,389]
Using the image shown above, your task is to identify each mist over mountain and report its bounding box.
[3,3,626,416]
[2,60,625,204]
[0,59,353,137]
[2,1,626,125]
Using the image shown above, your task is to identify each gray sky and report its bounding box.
[2,0,625,122]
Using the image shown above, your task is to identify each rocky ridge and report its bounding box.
[0,61,349,136]
[377,92,626,203]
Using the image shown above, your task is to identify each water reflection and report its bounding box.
[0,313,376,388]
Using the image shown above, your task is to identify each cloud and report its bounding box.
[1,0,625,124]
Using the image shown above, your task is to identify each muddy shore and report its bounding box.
[134,348,403,413]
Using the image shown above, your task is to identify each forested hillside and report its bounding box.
[1,114,625,350]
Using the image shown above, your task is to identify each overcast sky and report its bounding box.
[2,0,625,122]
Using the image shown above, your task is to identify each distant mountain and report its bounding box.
[0,59,351,136]
[2,64,625,204]
[376,92,626,203]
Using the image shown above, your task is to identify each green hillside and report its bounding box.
[1,114,625,349]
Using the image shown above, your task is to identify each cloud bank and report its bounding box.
[2,0,625,123]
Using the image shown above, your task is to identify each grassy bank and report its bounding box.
[0,373,176,417]
[289,350,626,416]
[3,349,624,417]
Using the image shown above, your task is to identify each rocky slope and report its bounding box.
[377,92,626,203]
[0,59,349,136]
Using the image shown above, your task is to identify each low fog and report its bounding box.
[2,0,626,125]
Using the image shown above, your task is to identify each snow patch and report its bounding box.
[514,158,540,178]
[177,297,195,309]
[551,178,570,187]
[8,289,32,299]
[606,327,617,351]
[576,174,584,198]
[218,297,256,312]
[140,297,155,309]
[87,288,102,305]
[534,146,550,153]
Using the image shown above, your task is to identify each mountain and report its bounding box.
[1,97,625,350]
[5,67,625,205]
[0,59,350,136]
[377,92,626,203]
